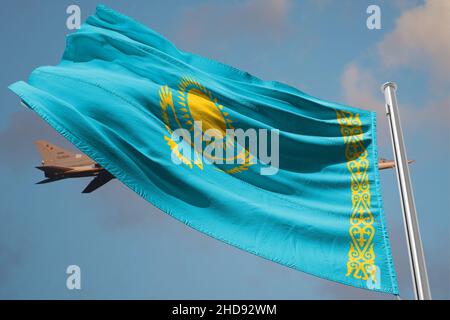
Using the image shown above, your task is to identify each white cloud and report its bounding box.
[341,63,449,144]
[341,0,450,144]
[378,0,450,79]
[341,63,383,113]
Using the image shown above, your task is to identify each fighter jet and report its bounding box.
[33,139,411,193]
[378,157,414,170]
[34,140,114,193]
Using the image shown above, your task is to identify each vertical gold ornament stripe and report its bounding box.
[336,110,376,282]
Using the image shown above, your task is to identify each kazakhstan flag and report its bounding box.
[9,5,398,294]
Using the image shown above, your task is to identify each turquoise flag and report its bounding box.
[9,5,398,294]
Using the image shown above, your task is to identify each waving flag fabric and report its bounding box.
[9,5,398,294]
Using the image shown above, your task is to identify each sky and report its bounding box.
[0,0,449,299]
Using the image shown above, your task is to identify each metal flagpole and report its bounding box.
[381,82,432,300]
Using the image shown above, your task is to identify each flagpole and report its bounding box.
[381,82,432,300]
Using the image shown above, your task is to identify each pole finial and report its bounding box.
[382,81,397,93]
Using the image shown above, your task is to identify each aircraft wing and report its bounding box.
[36,165,73,175]
[82,171,114,193]
[36,177,65,184]
[378,159,415,171]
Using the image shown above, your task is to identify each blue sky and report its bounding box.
[0,0,448,299]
